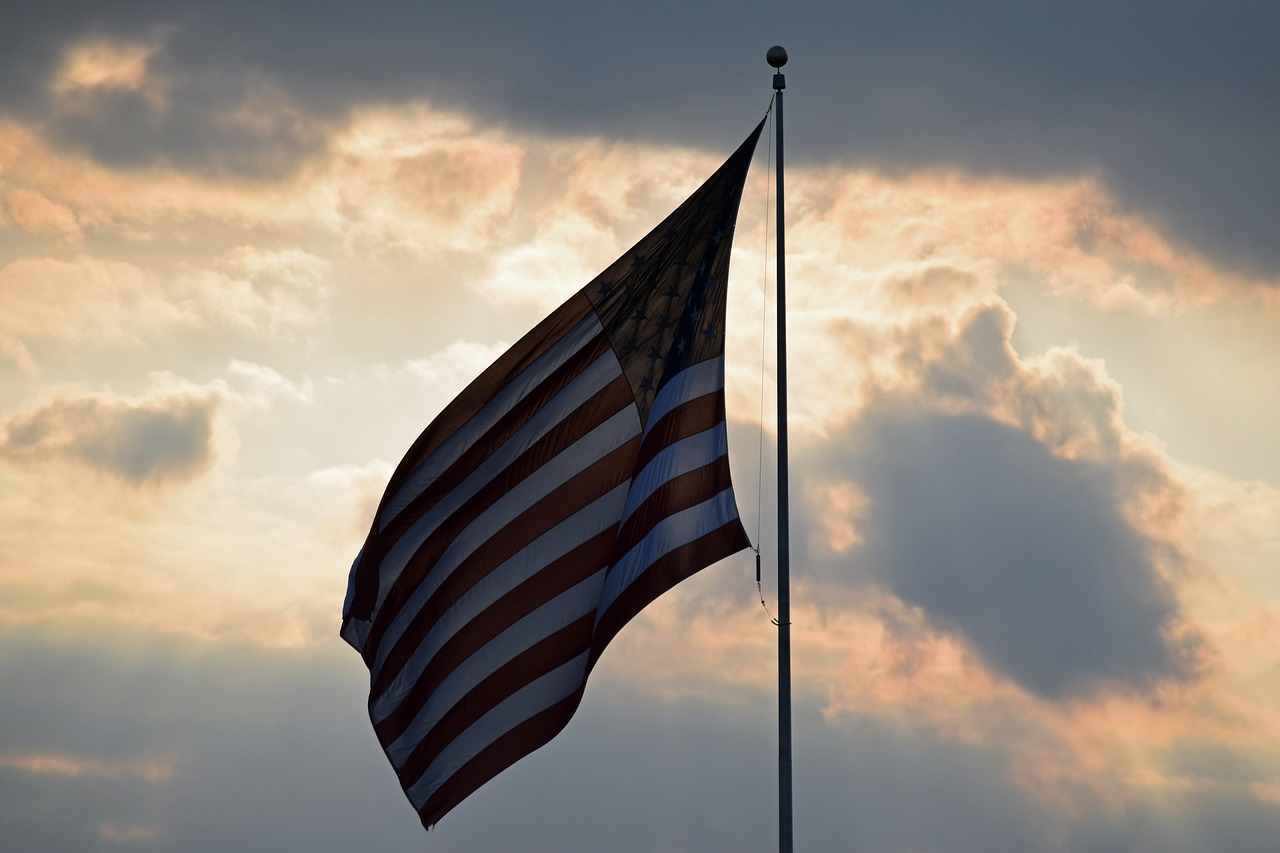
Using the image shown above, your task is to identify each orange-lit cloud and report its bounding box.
[99,823,163,844]
[52,38,164,101]
[0,752,174,782]
[2,86,1279,848]
[6,188,81,241]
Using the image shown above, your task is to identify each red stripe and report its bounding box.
[370,430,638,703]
[369,431,637,701]
[347,294,595,626]
[634,391,724,474]
[612,456,734,560]
[417,686,587,829]
[385,295,594,505]
[377,332,612,551]
[374,526,614,750]
[358,332,611,636]
[392,615,594,793]
[385,528,614,744]
[589,519,749,671]
[363,374,636,666]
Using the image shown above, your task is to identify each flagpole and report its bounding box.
[767,44,793,853]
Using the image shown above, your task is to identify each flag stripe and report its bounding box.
[620,423,730,529]
[365,366,636,663]
[591,519,750,667]
[377,301,600,531]
[369,431,637,702]
[622,422,732,527]
[644,355,725,434]
[370,337,620,623]
[393,617,594,797]
[598,489,743,623]
[387,568,604,768]
[378,323,611,541]
[345,298,598,633]
[385,527,617,771]
[369,401,641,676]
[371,476,631,730]
[370,445,638,728]
[613,456,735,560]
[632,391,726,477]
[407,649,592,809]
[416,684,587,828]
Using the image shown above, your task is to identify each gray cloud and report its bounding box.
[832,404,1195,700]
[4,630,1276,852]
[0,632,425,853]
[1,389,218,484]
[1070,787,1280,853]
[0,630,1053,852]
[2,0,1276,270]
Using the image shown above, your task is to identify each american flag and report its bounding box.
[342,122,762,828]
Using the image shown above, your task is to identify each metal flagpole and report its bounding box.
[766,44,792,853]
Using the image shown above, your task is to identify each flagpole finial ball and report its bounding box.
[766,45,788,68]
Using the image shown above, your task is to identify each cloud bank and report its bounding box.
[1,383,219,485]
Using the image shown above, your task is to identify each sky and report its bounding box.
[1,1,1279,850]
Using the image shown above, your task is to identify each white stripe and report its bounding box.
[646,355,723,428]
[385,567,605,767]
[369,407,639,674]
[370,480,630,722]
[371,348,624,614]
[405,650,591,810]
[596,488,740,619]
[619,423,727,527]
[379,313,604,530]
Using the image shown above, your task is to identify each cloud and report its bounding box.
[226,359,315,408]
[99,823,162,844]
[0,248,329,371]
[178,245,330,336]
[6,188,81,240]
[399,338,511,407]
[0,31,1275,848]
[43,29,328,178]
[5,624,1276,853]
[0,628,1048,852]
[4,1,1277,272]
[321,104,523,261]
[475,137,720,310]
[0,256,182,370]
[0,99,520,250]
[777,289,1204,701]
[840,404,1195,699]
[0,630,428,853]
[722,166,1280,447]
[0,382,219,485]
[0,366,390,646]
[0,753,173,783]
[0,103,520,373]
[52,37,160,95]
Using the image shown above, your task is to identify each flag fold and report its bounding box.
[342,121,762,828]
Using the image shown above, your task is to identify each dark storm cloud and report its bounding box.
[1,390,218,484]
[3,0,1276,268]
[48,76,326,178]
[829,404,1196,700]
